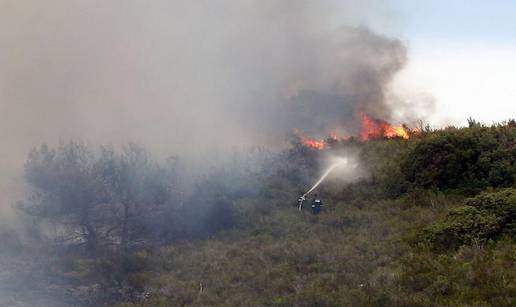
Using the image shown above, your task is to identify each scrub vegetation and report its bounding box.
[1,120,515,306]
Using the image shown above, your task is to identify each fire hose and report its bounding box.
[298,158,348,210]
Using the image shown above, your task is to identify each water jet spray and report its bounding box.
[300,157,348,200]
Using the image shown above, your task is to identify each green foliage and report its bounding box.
[402,123,516,192]
[20,141,175,254]
[117,122,516,306]
[11,120,516,306]
[423,205,499,250]
[423,189,516,250]
[400,241,516,306]
[359,138,413,197]
[465,188,516,236]
[114,197,448,306]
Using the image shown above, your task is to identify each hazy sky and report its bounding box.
[392,0,516,43]
[1,0,515,166]
[0,0,408,166]
[387,0,516,126]
[0,0,407,215]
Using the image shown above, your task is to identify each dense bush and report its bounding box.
[402,123,516,193]
[423,189,516,250]
[359,138,412,197]
[465,188,516,236]
[423,205,500,250]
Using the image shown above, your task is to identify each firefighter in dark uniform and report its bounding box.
[311,194,322,215]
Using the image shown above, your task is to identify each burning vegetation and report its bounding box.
[3,1,515,306]
[3,120,516,306]
[359,113,417,140]
[294,112,420,150]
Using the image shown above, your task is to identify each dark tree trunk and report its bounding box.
[85,221,97,256]
[121,203,129,255]
[82,208,97,256]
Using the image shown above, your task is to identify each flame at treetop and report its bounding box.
[294,113,419,150]
[293,129,328,150]
[360,113,410,140]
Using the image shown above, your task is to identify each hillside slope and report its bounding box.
[1,121,515,306]
[118,121,516,306]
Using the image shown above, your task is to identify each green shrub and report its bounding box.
[423,206,500,250]
[402,124,516,193]
[423,189,516,250]
[465,188,516,236]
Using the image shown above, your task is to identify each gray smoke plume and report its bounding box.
[0,0,408,204]
[0,2,415,304]
[0,0,406,156]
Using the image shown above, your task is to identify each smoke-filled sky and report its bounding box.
[0,0,409,170]
[1,0,515,177]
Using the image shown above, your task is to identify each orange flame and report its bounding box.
[360,113,410,140]
[302,139,327,150]
[293,129,328,150]
[294,113,419,150]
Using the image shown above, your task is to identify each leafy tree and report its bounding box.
[96,143,175,253]
[20,142,175,255]
[21,142,108,253]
